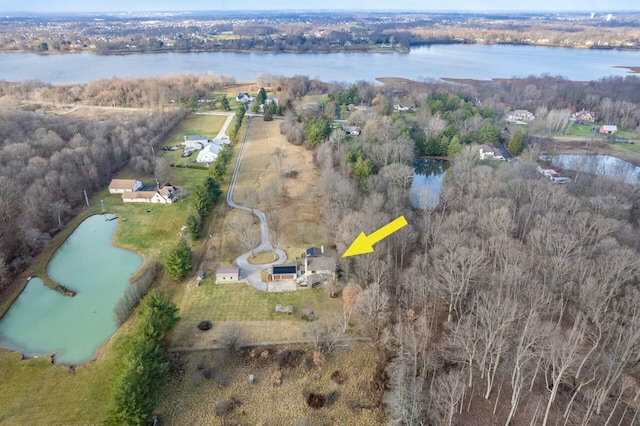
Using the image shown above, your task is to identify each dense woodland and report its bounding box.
[2,72,640,423]
[280,76,640,424]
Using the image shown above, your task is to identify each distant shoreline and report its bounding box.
[2,42,639,57]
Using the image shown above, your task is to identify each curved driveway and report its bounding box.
[226,115,287,291]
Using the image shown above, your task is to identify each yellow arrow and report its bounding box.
[342,215,408,257]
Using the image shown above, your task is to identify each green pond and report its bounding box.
[0,215,141,364]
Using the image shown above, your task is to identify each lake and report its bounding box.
[543,154,640,184]
[1,44,639,84]
[0,215,141,364]
[410,158,449,209]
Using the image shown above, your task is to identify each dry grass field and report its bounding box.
[224,118,323,261]
[157,116,384,425]
[156,342,385,425]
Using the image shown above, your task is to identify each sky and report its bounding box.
[1,0,638,13]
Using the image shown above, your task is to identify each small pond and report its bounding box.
[0,215,142,364]
[542,154,640,185]
[410,158,449,209]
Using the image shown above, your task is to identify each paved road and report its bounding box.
[226,115,287,291]
[195,111,235,141]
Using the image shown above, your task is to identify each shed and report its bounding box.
[216,267,239,283]
[599,125,618,134]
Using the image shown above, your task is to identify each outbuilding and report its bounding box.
[216,267,240,283]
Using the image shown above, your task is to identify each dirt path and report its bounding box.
[168,337,371,352]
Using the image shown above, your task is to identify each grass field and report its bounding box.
[565,123,637,140]
[228,118,323,261]
[156,342,385,425]
[170,281,344,348]
[160,113,227,166]
[612,142,640,157]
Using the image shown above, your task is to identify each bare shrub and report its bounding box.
[278,349,301,368]
[325,390,339,406]
[213,370,229,388]
[218,322,244,353]
[330,370,347,385]
[214,398,231,417]
[195,357,206,371]
[306,393,326,409]
[202,368,216,380]
[313,350,326,367]
[271,370,283,386]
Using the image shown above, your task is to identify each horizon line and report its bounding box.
[2,9,640,14]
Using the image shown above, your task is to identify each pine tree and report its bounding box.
[220,95,230,111]
[447,135,463,157]
[508,129,526,156]
[185,215,200,240]
[256,87,267,105]
[190,182,209,217]
[164,237,192,280]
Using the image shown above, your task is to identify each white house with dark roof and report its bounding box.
[236,93,255,103]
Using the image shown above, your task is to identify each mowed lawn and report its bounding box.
[170,280,344,348]
[161,113,227,166]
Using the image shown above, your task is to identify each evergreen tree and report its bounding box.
[304,116,331,148]
[205,176,222,205]
[508,129,526,156]
[353,156,372,184]
[447,135,463,157]
[256,87,267,105]
[190,182,210,217]
[479,123,500,145]
[185,215,200,240]
[107,290,179,425]
[220,95,230,111]
[164,237,192,280]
